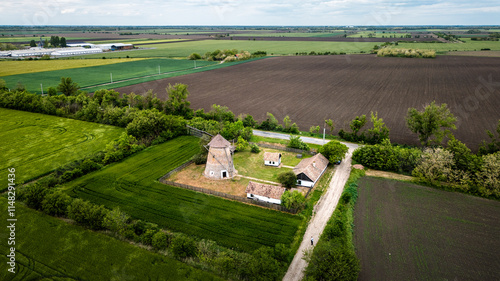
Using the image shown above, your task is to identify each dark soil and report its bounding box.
[114,55,500,151]
[354,177,500,280]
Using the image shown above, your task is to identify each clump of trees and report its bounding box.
[339,112,390,144]
[318,140,348,163]
[277,171,297,188]
[281,190,305,210]
[406,101,456,146]
[377,48,436,58]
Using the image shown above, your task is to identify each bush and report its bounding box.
[249,247,282,280]
[187,53,202,60]
[281,190,306,210]
[192,153,207,165]
[68,199,109,230]
[235,136,248,152]
[304,239,360,281]
[277,171,297,188]
[141,229,158,246]
[152,231,170,250]
[42,191,72,217]
[288,135,309,151]
[80,159,102,174]
[171,234,198,259]
[24,183,48,210]
[103,207,130,234]
[250,143,260,153]
[352,140,421,173]
[319,140,348,163]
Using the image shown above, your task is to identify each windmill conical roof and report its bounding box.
[207,134,231,148]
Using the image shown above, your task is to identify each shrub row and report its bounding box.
[377,48,436,58]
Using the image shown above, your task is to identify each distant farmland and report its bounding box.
[353,177,500,280]
[115,55,500,150]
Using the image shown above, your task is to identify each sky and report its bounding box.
[1,0,499,26]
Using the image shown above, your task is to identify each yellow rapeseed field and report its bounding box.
[0,58,146,76]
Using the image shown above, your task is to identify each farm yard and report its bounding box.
[0,108,124,186]
[169,148,311,197]
[63,136,302,253]
[354,177,500,280]
[115,55,500,151]
[0,198,222,281]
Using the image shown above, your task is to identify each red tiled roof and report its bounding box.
[245,181,286,200]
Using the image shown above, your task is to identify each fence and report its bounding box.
[249,142,316,156]
[161,179,298,214]
[159,160,194,183]
[186,125,213,138]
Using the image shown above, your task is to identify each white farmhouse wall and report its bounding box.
[247,193,281,205]
[264,160,280,167]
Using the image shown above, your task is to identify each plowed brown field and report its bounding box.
[115,55,500,150]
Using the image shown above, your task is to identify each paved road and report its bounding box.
[251,130,359,281]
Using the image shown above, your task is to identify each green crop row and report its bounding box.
[63,136,302,253]
[0,198,222,281]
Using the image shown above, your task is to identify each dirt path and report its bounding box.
[365,169,414,181]
[283,146,356,281]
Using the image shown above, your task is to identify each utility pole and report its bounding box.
[110,73,113,83]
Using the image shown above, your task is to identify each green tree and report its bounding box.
[249,247,281,281]
[57,77,80,96]
[103,207,130,234]
[325,119,335,134]
[350,115,367,136]
[242,114,257,128]
[171,235,198,259]
[24,183,48,210]
[478,120,500,155]
[42,191,72,217]
[283,115,292,132]
[164,83,193,118]
[446,136,481,173]
[277,171,297,188]
[281,190,306,210]
[60,37,67,47]
[0,79,7,91]
[235,136,248,152]
[319,140,348,163]
[367,111,390,144]
[406,101,457,146]
[30,39,36,47]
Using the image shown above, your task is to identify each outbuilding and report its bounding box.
[246,181,286,205]
[263,152,281,167]
[293,153,329,188]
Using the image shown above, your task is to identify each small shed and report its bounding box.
[246,181,286,205]
[263,152,281,167]
[293,153,329,187]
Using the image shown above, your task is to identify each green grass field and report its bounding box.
[0,108,124,185]
[0,37,89,43]
[63,136,302,253]
[1,58,218,93]
[75,39,376,59]
[0,198,222,281]
[233,148,309,182]
[354,177,500,280]
[391,39,500,52]
[231,32,345,37]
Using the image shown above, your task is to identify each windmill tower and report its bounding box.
[204,134,236,179]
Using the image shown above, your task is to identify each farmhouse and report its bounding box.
[293,153,329,187]
[264,152,281,167]
[204,134,236,180]
[246,181,286,205]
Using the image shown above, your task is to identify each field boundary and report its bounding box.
[159,161,298,214]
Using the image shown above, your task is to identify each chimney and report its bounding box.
[313,161,316,167]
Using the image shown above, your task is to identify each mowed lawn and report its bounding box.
[1,58,217,93]
[64,136,302,253]
[0,108,124,186]
[0,58,145,76]
[354,177,500,280]
[0,198,222,281]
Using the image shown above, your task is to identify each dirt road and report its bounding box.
[282,141,358,281]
